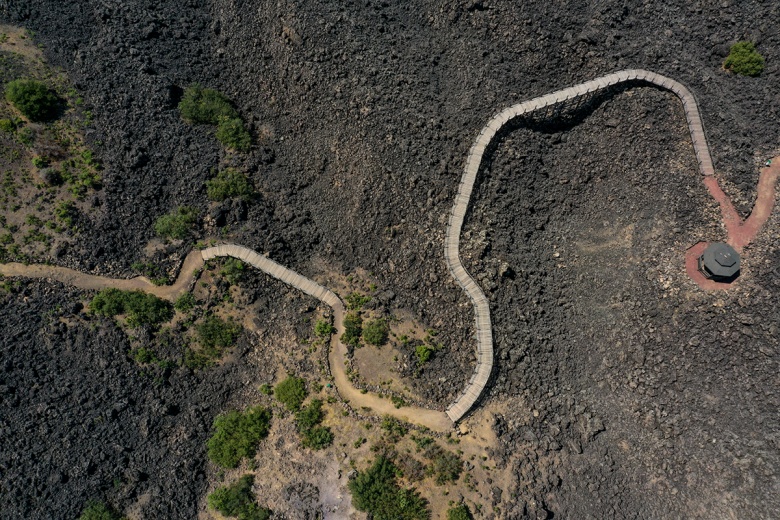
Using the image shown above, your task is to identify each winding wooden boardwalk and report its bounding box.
[0,69,728,427]
[201,245,453,431]
[444,69,716,421]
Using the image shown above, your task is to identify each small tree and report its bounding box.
[724,41,765,77]
[274,376,307,411]
[5,79,59,121]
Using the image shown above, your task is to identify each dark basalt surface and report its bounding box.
[0,281,261,519]
[2,0,778,518]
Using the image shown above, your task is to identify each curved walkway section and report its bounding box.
[202,244,342,309]
[201,245,453,431]
[445,69,716,422]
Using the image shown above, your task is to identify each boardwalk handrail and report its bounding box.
[444,69,716,422]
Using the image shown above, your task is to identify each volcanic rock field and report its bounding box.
[1,0,779,519]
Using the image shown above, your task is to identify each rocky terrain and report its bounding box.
[1,0,778,518]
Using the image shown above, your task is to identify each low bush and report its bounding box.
[55,201,77,227]
[32,155,49,168]
[295,399,334,450]
[348,456,430,520]
[275,375,307,411]
[424,445,463,485]
[362,318,389,346]
[207,406,272,468]
[302,425,334,450]
[415,344,434,364]
[5,79,60,121]
[346,292,371,310]
[179,84,238,125]
[174,291,196,312]
[216,117,252,152]
[397,456,427,483]
[90,288,173,327]
[78,501,125,520]
[724,41,765,77]
[380,415,408,442]
[447,504,473,520]
[196,315,242,357]
[154,206,198,240]
[341,312,362,348]
[206,168,255,201]
[207,474,272,520]
[219,257,245,285]
[314,318,335,338]
[179,85,251,152]
[0,118,15,132]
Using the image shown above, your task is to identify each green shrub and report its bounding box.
[348,456,430,520]
[341,312,362,348]
[132,347,158,364]
[179,84,238,125]
[90,288,173,327]
[216,117,252,152]
[295,399,334,450]
[207,474,272,520]
[31,155,49,168]
[424,445,463,485]
[154,206,198,240]
[391,395,407,409]
[314,318,336,338]
[183,347,213,370]
[206,168,255,201]
[380,415,408,441]
[302,425,334,450]
[724,41,765,77]
[207,406,272,468]
[55,201,77,227]
[78,501,124,520]
[295,399,325,431]
[4,79,59,121]
[0,118,15,132]
[346,292,371,310]
[196,315,242,357]
[275,376,307,411]
[415,344,434,364]
[447,504,473,520]
[174,291,196,312]
[220,257,246,285]
[362,319,389,346]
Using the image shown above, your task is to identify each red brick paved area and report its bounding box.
[686,156,780,290]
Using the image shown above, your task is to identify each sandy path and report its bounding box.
[0,246,454,432]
